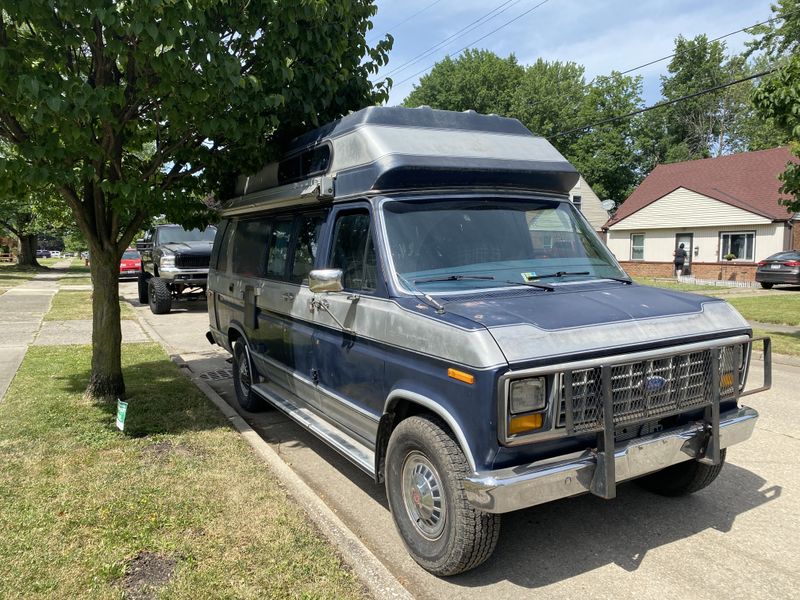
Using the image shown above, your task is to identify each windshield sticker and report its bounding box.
[522,272,539,281]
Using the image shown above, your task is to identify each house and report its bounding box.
[604,147,799,281]
[570,175,609,234]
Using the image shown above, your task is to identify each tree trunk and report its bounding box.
[17,233,40,267]
[87,248,125,399]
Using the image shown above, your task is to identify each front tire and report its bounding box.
[232,339,265,412]
[137,272,151,304]
[147,277,172,314]
[385,415,501,576]
[760,282,774,289]
[637,450,727,496]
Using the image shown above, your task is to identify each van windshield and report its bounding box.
[159,226,217,245]
[382,197,626,292]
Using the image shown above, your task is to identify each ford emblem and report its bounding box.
[644,375,667,393]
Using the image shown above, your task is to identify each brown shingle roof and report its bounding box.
[606,147,797,228]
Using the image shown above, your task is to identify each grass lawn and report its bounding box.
[0,343,366,600]
[45,290,136,321]
[753,329,800,357]
[633,277,723,292]
[0,263,38,294]
[727,295,800,327]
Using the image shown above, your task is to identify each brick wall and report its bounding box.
[620,260,758,281]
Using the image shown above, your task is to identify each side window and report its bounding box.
[331,211,377,292]
[210,220,230,270]
[291,212,326,283]
[232,218,271,277]
[266,217,294,279]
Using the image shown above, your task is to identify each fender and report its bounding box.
[383,388,478,473]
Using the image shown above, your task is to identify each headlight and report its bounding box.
[509,377,546,414]
[159,254,175,268]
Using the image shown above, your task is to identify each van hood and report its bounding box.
[160,241,213,255]
[441,284,750,365]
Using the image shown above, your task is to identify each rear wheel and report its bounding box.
[147,277,172,314]
[637,450,726,496]
[385,415,501,576]
[232,339,265,412]
[760,282,774,289]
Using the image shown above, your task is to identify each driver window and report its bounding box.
[331,211,377,292]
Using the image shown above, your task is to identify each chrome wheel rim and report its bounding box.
[237,347,251,395]
[401,451,445,540]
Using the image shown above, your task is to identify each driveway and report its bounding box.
[121,281,798,599]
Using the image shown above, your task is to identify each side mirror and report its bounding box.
[309,269,343,293]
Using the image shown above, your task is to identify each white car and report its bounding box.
[50,251,61,258]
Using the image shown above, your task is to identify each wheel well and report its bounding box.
[375,398,453,484]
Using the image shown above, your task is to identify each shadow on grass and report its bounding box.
[55,358,228,438]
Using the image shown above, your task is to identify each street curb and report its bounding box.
[131,305,412,600]
[752,350,800,368]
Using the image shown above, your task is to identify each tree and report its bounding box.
[746,0,800,59]
[509,59,586,155]
[753,54,800,212]
[568,72,643,203]
[0,1,390,399]
[403,49,524,115]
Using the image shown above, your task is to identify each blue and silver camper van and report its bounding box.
[207,107,771,576]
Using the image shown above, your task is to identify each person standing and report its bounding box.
[673,243,687,277]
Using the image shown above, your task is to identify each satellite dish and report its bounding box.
[601,199,616,211]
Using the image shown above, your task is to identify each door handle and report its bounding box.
[228,283,234,292]
[282,292,295,302]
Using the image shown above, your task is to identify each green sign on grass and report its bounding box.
[116,399,128,431]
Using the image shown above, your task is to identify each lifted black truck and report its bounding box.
[136,224,217,314]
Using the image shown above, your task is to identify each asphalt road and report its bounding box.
[121,282,799,599]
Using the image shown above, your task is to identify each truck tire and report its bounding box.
[137,272,150,304]
[147,277,172,314]
[636,449,727,497]
[232,339,265,412]
[385,415,501,576]
[760,282,773,289]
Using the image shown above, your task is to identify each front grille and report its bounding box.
[174,254,210,269]
[558,345,743,433]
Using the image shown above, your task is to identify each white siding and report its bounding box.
[609,188,772,230]
[607,224,785,263]
[569,176,609,232]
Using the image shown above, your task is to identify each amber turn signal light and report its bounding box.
[508,413,543,435]
[448,368,475,385]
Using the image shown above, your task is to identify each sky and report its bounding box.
[370,0,777,106]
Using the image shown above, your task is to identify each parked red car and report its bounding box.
[119,248,142,279]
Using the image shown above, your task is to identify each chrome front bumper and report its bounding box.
[464,406,758,513]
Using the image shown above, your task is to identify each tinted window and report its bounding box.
[210,220,229,270]
[158,225,217,244]
[331,212,377,292]
[232,219,271,277]
[291,213,325,283]
[266,217,294,279]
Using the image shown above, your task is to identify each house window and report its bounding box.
[572,195,582,212]
[719,231,755,261]
[630,234,645,260]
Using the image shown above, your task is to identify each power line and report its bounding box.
[392,0,553,87]
[368,0,446,43]
[618,11,797,76]
[551,68,776,138]
[382,0,524,79]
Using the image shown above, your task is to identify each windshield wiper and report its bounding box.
[601,276,633,284]
[413,274,496,284]
[502,280,554,292]
[399,275,446,314]
[527,271,591,280]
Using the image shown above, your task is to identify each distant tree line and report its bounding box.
[402,1,799,206]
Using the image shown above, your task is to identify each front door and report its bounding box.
[675,233,693,274]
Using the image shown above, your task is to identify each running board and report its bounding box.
[251,382,376,477]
